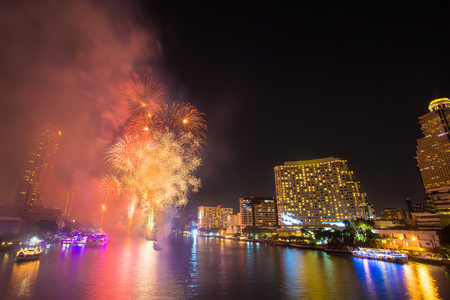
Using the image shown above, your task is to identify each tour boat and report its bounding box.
[352,248,408,263]
[61,236,74,244]
[86,234,107,246]
[74,235,88,245]
[16,246,42,261]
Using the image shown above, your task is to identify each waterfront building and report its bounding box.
[14,126,61,216]
[373,229,440,250]
[415,98,450,226]
[274,157,374,227]
[239,196,278,228]
[198,205,233,230]
[383,207,408,220]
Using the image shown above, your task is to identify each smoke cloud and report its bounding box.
[0,0,160,221]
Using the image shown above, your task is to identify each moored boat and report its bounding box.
[153,241,163,251]
[16,246,42,261]
[352,248,408,263]
[86,234,107,246]
[61,236,74,244]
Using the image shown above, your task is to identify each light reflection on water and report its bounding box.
[0,235,448,299]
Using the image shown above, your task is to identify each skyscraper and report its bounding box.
[14,126,61,215]
[416,98,450,190]
[274,157,374,226]
[416,98,450,225]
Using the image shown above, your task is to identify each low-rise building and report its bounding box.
[373,229,440,250]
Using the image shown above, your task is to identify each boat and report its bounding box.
[153,241,163,251]
[74,235,87,245]
[351,248,408,263]
[61,236,74,244]
[86,234,107,246]
[16,246,42,261]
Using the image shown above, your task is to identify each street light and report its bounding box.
[101,204,106,229]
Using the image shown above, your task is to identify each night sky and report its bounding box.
[144,1,450,214]
[1,1,449,219]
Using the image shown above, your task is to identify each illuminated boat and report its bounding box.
[86,234,107,246]
[153,241,163,251]
[351,248,408,263]
[16,246,42,261]
[74,235,88,245]
[61,236,74,244]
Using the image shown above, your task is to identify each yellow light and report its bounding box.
[58,131,62,136]
[183,119,188,124]
[102,204,106,211]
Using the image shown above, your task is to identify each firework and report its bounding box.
[103,75,205,235]
[120,74,167,120]
[99,175,122,202]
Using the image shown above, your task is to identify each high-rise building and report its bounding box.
[274,157,374,226]
[239,196,278,228]
[416,98,450,190]
[14,126,61,215]
[198,205,233,230]
[416,98,450,226]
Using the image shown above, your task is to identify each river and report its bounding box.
[1,233,449,299]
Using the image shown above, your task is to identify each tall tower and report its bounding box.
[416,98,450,190]
[274,157,374,226]
[14,126,61,215]
[416,98,450,222]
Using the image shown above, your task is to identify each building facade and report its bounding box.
[198,205,233,230]
[14,126,61,215]
[415,98,450,226]
[274,157,374,226]
[239,196,278,228]
[383,207,408,220]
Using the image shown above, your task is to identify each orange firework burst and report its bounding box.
[174,103,207,142]
[120,74,167,120]
[106,134,156,173]
[99,175,122,202]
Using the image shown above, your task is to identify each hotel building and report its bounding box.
[239,196,278,228]
[416,98,450,226]
[14,126,61,216]
[274,157,374,226]
[198,205,233,230]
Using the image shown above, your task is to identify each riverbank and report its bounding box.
[185,231,449,267]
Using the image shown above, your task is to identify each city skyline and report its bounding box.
[1,2,450,219]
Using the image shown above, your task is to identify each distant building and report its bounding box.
[406,197,429,214]
[274,157,375,227]
[14,126,61,216]
[239,196,278,228]
[226,214,240,234]
[198,205,233,230]
[383,207,408,220]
